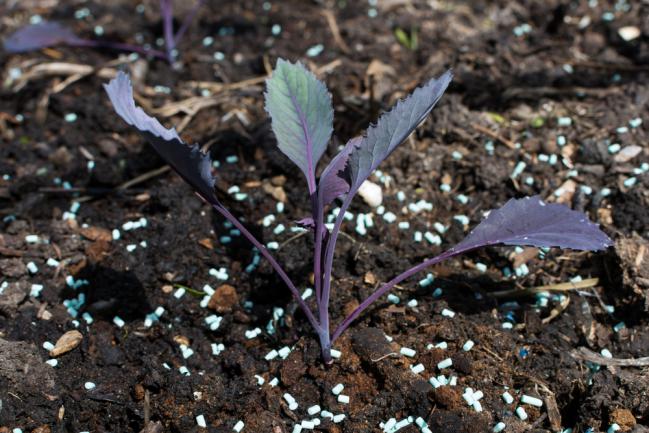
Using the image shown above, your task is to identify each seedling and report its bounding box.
[3,0,204,64]
[104,59,612,363]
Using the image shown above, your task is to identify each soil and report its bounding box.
[1,1,649,432]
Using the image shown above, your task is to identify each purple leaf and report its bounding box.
[103,71,219,205]
[3,22,83,53]
[452,196,613,253]
[317,136,360,206]
[346,70,452,195]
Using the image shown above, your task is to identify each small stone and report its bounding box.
[49,330,83,357]
[207,284,239,312]
[364,272,377,285]
[357,180,383,207]
[618,26,640,41]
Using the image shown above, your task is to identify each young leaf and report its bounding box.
[317,137,360,206]
[452,196,613,253]
[265,59,334,192]
[103,71,218,205]
[4,21,83,53]
[347,70,452,194]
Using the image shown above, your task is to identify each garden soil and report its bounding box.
[1,1,648,432]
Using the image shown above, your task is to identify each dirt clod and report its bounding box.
[208,284,239,312]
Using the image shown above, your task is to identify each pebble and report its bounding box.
[618,26,640,41]
[84,381,96,390]
[358,180,383,207]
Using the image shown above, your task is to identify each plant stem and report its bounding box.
[313,194,324,305]
[318,195,353,347]
[318,327,333,365]
[331,247,474,343]
[160,0,176,63]
[211,204,320,331]
[173,0,205,46]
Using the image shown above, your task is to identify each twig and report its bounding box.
[570,347,649,367]
[490,277,599,298]
[541,294,570,324]
[321,9,351,54]
[371,352,398,362]
[471,123,517,150]
[76,166,170,203]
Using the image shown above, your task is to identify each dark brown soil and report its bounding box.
[1,1,648,432]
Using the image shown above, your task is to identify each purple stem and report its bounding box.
[173,0,205,46]
[313,196,324,306]
[318,194,353,356]
[211,204,320,331]
[331,245,478,343]
[160,0,176,63]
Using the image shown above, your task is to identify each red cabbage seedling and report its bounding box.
[3,1,204,64]
[103,60,612,363]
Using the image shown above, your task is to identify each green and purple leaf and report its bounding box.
[4,21,83,53]
[347,70,452,195]
[452,196,613,253]
[103,71,219,206]
[265,59,334,193]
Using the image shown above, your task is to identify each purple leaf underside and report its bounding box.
[103,71,218,205]
[4,22,83,53]
[452,196,613,253]
[317,137,360,206]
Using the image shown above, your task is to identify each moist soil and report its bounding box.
[1,1,649,432]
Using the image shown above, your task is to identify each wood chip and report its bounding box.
[545,394,562,431]
[173,335,191,346]
[364,272,377,285]
[78,226,113,242]
[198,238,214,250]
[50,330,83,357]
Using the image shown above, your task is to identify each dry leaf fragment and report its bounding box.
[50,330,83,357]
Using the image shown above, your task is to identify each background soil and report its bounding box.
[1,0,649,432]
